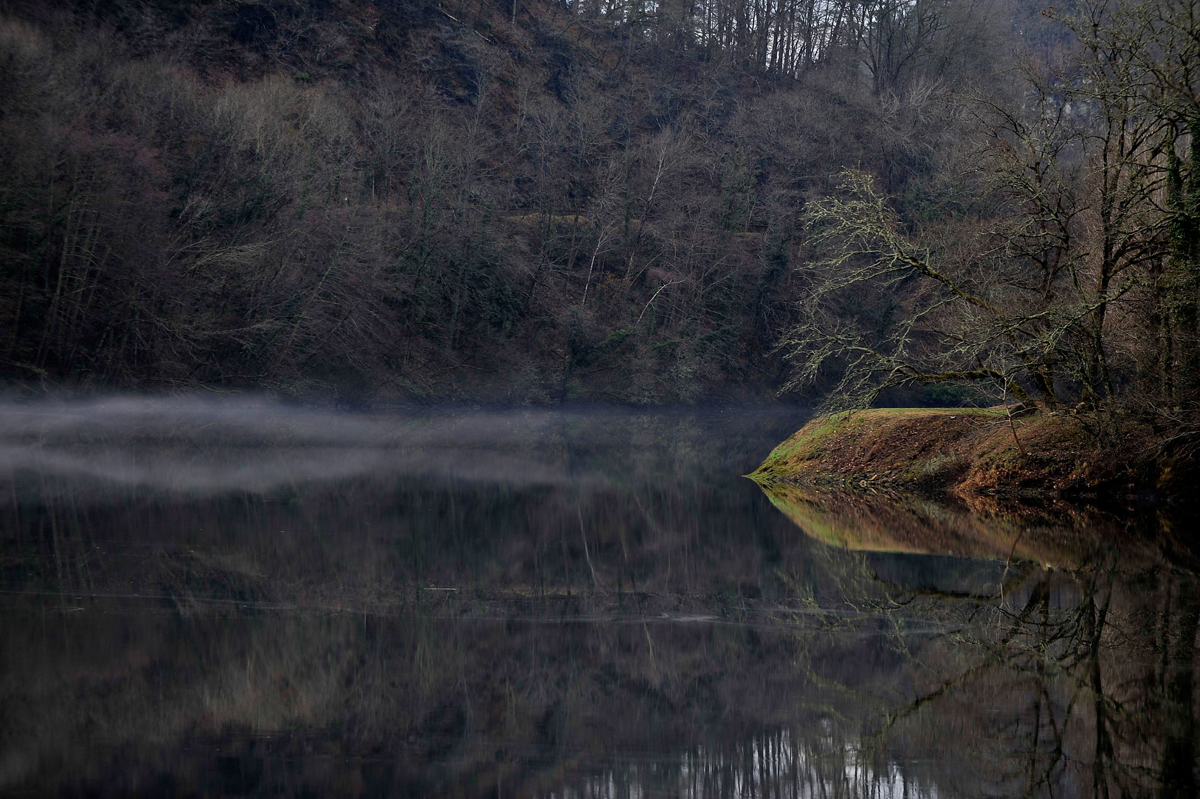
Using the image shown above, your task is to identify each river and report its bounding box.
[1,399,1196,797]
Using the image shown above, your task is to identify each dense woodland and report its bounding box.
[0,0,1197,417]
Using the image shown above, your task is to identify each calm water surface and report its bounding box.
[0,399,1197,797]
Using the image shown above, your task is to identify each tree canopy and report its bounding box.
[0,0,1195,419]
[783,0,1200,415]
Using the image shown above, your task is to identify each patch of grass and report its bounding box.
[751,411,852,472]
[749,407,1001,482]
[746,406,1168,499]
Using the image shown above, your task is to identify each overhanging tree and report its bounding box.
[784,0,1193,411]
[781,169,1065,409]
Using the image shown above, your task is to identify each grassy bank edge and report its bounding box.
[747,407,1180,501]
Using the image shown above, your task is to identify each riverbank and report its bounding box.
[749,407,1186,502]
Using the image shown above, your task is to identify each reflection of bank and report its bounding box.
[751,480,1171,569]
[755,481,1200,799]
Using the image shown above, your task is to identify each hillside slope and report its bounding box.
[0,0,1017,401]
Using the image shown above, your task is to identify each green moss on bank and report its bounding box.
[750,408,1166,500]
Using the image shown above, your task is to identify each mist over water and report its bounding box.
[1,397,1197,798]
[0,397,801,494]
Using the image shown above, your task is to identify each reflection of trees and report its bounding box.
[844,553,1200,798]
[3,423,1199,797]
[5,523,1195,798]
[1157,574,1198,799]
[0,417,911,797]
[755,481,1200,796]
[555,728,937,799]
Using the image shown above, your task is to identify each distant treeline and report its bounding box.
[0,0,1195,419]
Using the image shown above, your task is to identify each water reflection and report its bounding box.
[757,482,1200,798]
[552,731,935,799]
[0,400,1196,797]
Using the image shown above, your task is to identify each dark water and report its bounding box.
[1,399,1197,798]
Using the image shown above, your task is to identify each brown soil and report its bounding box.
[750,408,1167,500]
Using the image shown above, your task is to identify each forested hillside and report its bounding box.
[0,0,1196,414]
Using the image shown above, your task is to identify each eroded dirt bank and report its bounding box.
[750,408,1189,502]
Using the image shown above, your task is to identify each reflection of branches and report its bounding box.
[775,520,1152,794]
[870,576,1061,742]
